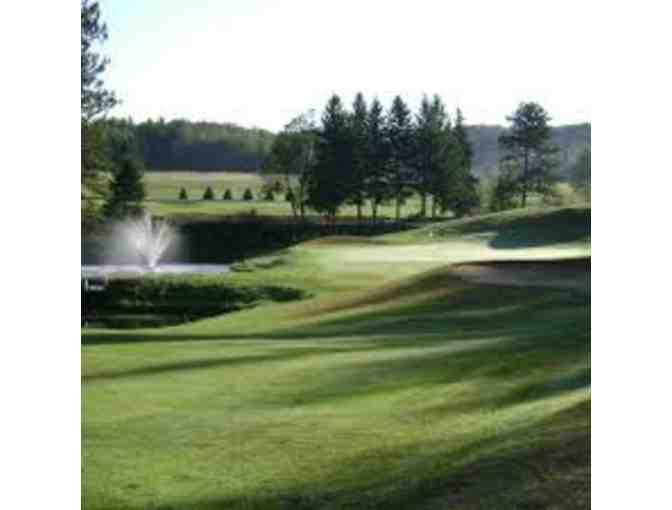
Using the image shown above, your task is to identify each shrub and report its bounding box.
[222,189,232,200]
[179,188,188,200]
[285,189,295,202]
[203,186,215,200]
[542,182,577,207]
[264,189,275,201]
[489,175,518,212]
[243,188,254,201]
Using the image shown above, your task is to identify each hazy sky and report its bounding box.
[101,0,591,132]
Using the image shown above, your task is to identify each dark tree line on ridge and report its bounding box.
[267,93,480,222]
[105,118,274,172]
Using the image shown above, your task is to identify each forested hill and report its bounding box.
[467,123,591,179]
[106,118,589,176]
[105,118,275,172]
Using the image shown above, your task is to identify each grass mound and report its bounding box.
[391,206,590,249]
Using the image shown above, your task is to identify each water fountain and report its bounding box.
[124,212,175,270]
[82,212,230,278]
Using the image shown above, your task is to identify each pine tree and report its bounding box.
[364,98,390,223]
[81,1,118,227]
[203,186,215,200]
[440,108,480,217]
[349,92,368,221]
[222,189,232,200]
[103,140,146,219]
[498,102,558,207]
[411,95,452,218]
[307,95,352,220]
[387,96,414,220]
[243,188,254,201]
[179,187,188,200]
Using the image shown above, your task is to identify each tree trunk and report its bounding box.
[432,196,438,219]
[521,150,529,208]
[420,192,427,217]
[372,201,378,224]
[357,202,362,223]
[395,195,401,221]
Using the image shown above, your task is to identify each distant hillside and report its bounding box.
[104,118,275,172]
[467,123,591,180]
[106,118,589,177]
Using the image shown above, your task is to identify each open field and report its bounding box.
[143,171,430,221]
[83,206,590,510]
[144,172,269,200]
[142,171,586,222]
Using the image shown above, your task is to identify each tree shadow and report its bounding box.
[441,208,591,249]
[95,401,588,510]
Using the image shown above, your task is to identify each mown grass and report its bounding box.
[82,206,591,510]
[143,171,426,221]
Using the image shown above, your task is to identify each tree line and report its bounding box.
[105,118,274,172]
[267,93,479,222]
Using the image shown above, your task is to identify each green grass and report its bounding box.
[82,206,591,510]
[144,171,268,200]
[143,171,427,221]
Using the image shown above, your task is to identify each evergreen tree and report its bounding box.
[222,189,232,200]
[203,186,215,200]
[490,168,519,211]
[103,140,146,219]
[411,95,453,218]
[440,108,480,217]
[264,189,275,201]
[386,96,414,220]
[308,95,353,220]
[179,187,188,200]
[81,0,118,227]
[498,102,558,207]
[243,188,254,201]
[348,93,368,221]
[364,98,390,223]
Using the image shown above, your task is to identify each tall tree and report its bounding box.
[266,111,317,221]
[363,98,390,223]
[349,93,369,222]
[440,108,480,217]
[81,0,118,226]
[498,102,558,207]
[411,95,452,218]
[308,95,353,220]
[386,96,414,220]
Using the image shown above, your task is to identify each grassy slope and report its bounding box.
[82,206,591,510]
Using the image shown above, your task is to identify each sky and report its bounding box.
[100,0,591,132]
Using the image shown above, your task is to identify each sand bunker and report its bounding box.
[452,259,590,290]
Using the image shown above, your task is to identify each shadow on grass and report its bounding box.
[97,401,588,510]
[83,267,589,347]
[437,207,591,249]
[83,344,378,383]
